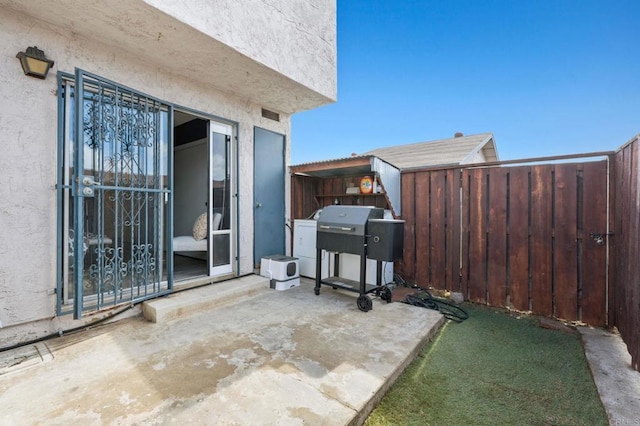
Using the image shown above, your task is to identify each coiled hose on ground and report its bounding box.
[393,273,469,323]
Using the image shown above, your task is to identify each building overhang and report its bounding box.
[1,0,336,114]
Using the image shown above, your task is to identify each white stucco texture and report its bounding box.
[145,0,337,103]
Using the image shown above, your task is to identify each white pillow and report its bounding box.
[192,213,208,241]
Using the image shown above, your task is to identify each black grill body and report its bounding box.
[367,219,405,262]
[313,205,404,312]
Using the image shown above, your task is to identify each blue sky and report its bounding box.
[291,1,640,164]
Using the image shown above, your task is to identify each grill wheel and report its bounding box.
[381,286,393,303]
[357,295,372,312]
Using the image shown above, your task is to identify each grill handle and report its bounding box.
[319,225,355,232]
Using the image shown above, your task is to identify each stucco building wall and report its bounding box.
[0,3,324,342]
[145,0,337,104]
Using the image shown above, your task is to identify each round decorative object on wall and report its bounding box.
[360,176,373,194]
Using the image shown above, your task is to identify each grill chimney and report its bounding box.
[454,132,464,138]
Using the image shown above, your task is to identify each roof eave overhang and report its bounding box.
[1,0,336,114]
[460,134,498,164]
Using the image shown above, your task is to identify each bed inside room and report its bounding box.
[172,112,210,280]
[171,111,233,282]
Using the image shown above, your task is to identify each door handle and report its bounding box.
[256,202,262,208]
[78,175,100,197]
[82,176,100,186]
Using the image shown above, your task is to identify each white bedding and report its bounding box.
[173,236,207,251]
[173,212,221,251]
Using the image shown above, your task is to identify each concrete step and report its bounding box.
[142,274,270,323]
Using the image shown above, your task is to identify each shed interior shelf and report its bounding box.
[290,155,401,220]
[315,193,386,198]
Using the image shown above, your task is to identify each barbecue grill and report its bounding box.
[314,205,404,311]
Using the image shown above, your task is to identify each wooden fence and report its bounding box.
[290,142,640,370]
[399,159,609,327]
[612,136,640,370]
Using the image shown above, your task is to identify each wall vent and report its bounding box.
[261,108,280,122]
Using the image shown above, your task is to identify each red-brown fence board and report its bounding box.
[400,173,416,283]
[610,152,621,327]
[415,172,431,287]
[633,140,639,372]
[581,160,608,326]
[625,144,635,346]
[553,164,579,321]
[614,149,628,328]
[629,140,639,370]
[445,169,462,291]
[618,146,632,362]
[613,138,640,370]
[466,168,488,303]
[487,168,508,307]
[633,141,639,371]
[530,165,554,317]
[430,171,446,288]
[611,150,624,328]
[507,167,530,311]
[460,171,471,298]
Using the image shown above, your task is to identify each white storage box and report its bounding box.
[260,255,299,281]
[270,276,301,291]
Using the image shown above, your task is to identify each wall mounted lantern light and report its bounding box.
[16,46,55,79]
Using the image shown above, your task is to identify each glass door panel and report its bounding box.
[209,122,233,276]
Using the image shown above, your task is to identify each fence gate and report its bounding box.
[400,158,610,326]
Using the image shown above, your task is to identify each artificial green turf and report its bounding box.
[365,303,608,426]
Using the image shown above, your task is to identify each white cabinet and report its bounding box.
[293,220,329,278]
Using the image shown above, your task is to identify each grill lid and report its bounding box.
[317,205,383,235]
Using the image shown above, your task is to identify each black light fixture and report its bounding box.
[16,46,55,79]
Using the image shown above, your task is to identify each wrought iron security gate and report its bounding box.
[59,69,172,318]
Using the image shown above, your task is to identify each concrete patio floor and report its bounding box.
[0,275,444,425]
[3,275,639,425]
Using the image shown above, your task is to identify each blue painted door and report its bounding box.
[253,127,285,267]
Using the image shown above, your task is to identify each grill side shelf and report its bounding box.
[319,277,381,294]
[322,276,359,289]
